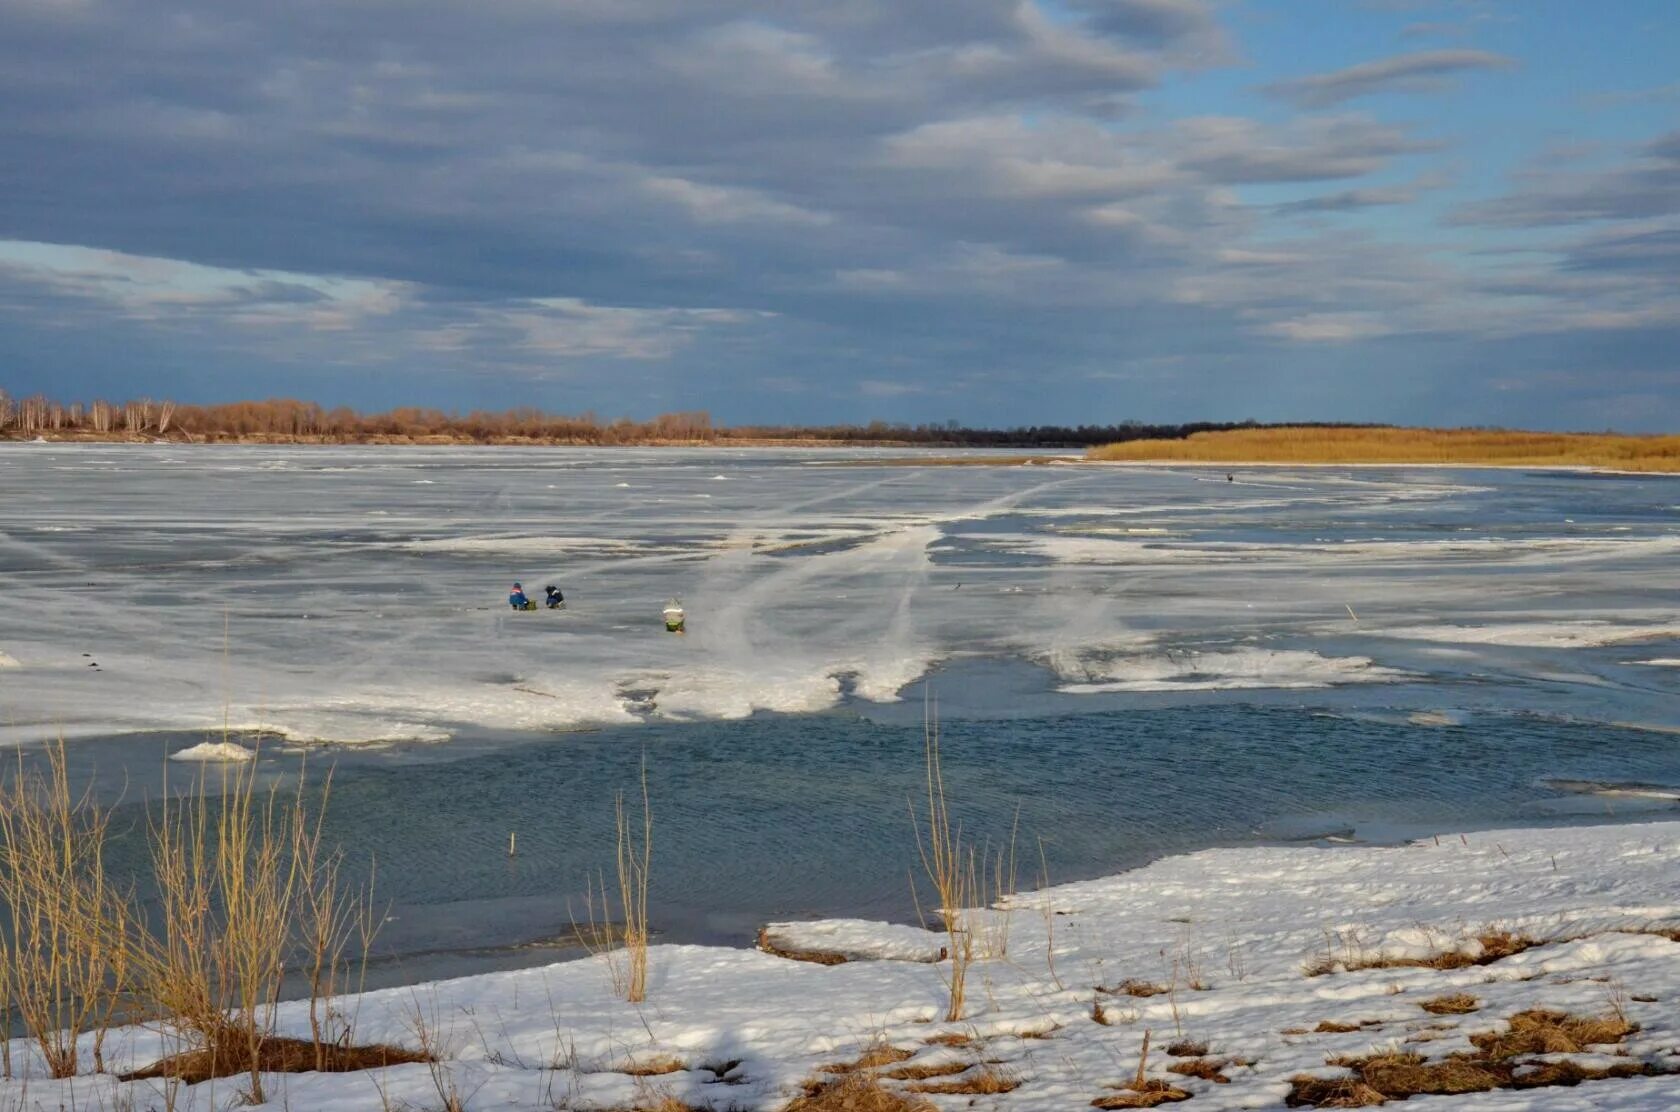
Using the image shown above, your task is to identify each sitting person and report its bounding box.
[508,582,532,610]
[544,585,565,609]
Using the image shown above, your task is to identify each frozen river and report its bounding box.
[2,445,1679,982]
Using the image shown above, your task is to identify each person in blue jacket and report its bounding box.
[509,582,532,610]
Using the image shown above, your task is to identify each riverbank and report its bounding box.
[6,820,1677,1110]
[1087,427,1680,473]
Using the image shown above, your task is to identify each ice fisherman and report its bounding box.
[509,582,531,610]
[544,585,565,609]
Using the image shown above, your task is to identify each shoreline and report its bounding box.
[4,818,1676,1109]
[7,437,1677,473]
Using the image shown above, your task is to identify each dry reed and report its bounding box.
[0,740,131,1078]
[1088,426,1680,471]
[576,759,654,1003]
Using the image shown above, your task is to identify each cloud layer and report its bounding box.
[0,0,1674,427]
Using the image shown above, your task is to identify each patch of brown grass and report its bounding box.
[1165,1040,1208,1057]
[120,1036,431,1084]
[1287,1008,1672,1107]
[1167,1058,1229,1083]
[1104,978,1169,997]
[757,927,853,966]
[1468,1009,1634,1058]
[1419,993,1479,1016]
[906,1066,1022,1095]
[787,1072,935,1112]
[625,1097,707,1112]
[820,1045,914,1074]
[1091,1079,1193,1108]
[621,1056,688,1077]
[880,1060,972,1082]
[1307,931,1538,976]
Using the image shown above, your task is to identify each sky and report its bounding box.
[0,0,1676,429]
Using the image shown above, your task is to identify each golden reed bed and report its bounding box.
[1087,427,1680,472]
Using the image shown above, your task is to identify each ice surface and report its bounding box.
[1055,647,1407,693]
[168,740,256,762]
[1,447,1677,744]
[1374,622,1680,648]
[3,819,1676,1109]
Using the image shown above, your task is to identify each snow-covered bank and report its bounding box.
[8,821,1678,1110]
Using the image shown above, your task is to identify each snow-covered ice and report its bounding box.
[2,446,1677,745]
[167,739,256,762]
[4,820,1676,1109]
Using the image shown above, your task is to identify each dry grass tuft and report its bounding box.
[905,1066,1021,1094]
[621,1056,689,1077]
[1307,930,1538,976]
[880,1060,973,1082]
[756,928,854,966]
[1105,978,1170,998]
[1284,1076,1388,1108]
[1165,1040,1208,1058]
[787,1071,935,1112]
[1287,1008,1671,1106]
[120,1036,430,1084]
[821,1045,914,1074]
[1091,1079,1193,1108]
[1167,1058,1230,1083]
[1468,1009,1635,1058]
[1419,993,1480,1016]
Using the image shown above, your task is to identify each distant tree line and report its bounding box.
[0,389,1376,447]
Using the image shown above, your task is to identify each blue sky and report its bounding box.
[0,0,1675,429]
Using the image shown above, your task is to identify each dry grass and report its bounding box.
[1090,1080,1193,1108]
[1087,426,1680,472]
[0,740,132,1078]
[0,735,385,1092]
[820,1045,914,1074]
[621,1056,689,1077]
[1419,993,1480,1016]
[1104,979,1170,998]
[905,1066,1022,1094]
[1467,1008,1634,1058]
[120,1036,430,1083]
[1167,1058,1230,1083]
[1165,1040,1208,1058]
[756,928,851,966]
[1306,930,1537,976]
[910,699,982,1022]
[1287,1008,1671,1107]
[880,1060,972,1082]
[577,760,654,1003]
[787,1071,935,1112]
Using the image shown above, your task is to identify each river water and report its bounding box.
[2,446,1677,986]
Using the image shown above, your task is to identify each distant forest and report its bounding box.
[0,390,1374,447]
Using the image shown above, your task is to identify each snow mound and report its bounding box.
[759,919,947,963]
[1374,621,1680,648]
[0,650,19,669]
[169,741,256,763]
[1058,648,1407,693]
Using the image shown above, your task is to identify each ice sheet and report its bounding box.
[1,447,1677,744]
